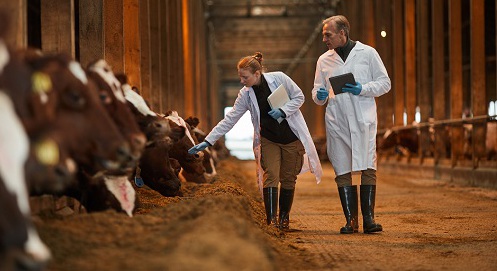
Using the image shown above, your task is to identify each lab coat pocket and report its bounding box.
[325,103,341,131]
[359,99,377,124]
[354,64,370,82]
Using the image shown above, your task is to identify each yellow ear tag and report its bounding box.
[32,72,52,95]
[34,138,60,166]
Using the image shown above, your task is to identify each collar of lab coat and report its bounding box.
[326,41,366,63]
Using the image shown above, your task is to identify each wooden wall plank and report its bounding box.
[124,0,141,89]
[149,0,161,111]
[104,0,124,73]
[139,0,152,101]
[432,0,447,162]
[470,0,486,166]
[182,0,194,118]
[79,0,103,67]
[392,0,405,126]
[40,0,74,56]
[2,0,27,48]
[416,0,431,161]
[404,0,416,125]
[375,0,393,131]
[449,0,464,166]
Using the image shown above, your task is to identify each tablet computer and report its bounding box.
[329,73,356,95]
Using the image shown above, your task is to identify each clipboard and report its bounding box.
[267,84,290,123]
[329,73,356,95]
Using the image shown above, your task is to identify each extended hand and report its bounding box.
[268,109,284,120]
[316,88,329,101]
[342,82,362,95]
[188,141,209,154]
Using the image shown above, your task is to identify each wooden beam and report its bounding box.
[40,0,75,56]
[182,0,194,119]
[432,0,447,163]
[2,0,27,48]
[149,0,161,111]
[449,0,464,167]
[104,0,124,73]
[404,0,416,125]
[139,0,152,101]
[78,0,103,67]
[416,0,431,162]
[470,0,486,167]
[392,0,404,126]
[124,0,141,89]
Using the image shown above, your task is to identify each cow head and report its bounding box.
[87,60,146,167]
[165,111,208,183]
[25,54,131,173]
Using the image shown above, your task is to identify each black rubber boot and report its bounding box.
[263,187,278,226]
[360,185,383,233]
[278,188,295,230]
[338,185,359,234]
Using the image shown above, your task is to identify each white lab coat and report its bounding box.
[312,42,391,176]
[205,71,323,193]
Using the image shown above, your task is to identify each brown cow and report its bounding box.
[184,116,218,177]
[124,85,185,197]
[165,111,208,183]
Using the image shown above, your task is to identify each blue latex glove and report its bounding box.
[188,141,209,154]
[342,82,362,95]
[316,88,329,101]
[268,109,284,120]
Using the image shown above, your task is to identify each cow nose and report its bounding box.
[116,143,132,163]
[12,249,48,271]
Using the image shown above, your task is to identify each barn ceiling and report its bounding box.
[205,0,340,84]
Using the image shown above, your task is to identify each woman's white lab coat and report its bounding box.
[312,42,391,176]
[205,71,323,193]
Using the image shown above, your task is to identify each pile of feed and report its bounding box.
[35,158,315,270]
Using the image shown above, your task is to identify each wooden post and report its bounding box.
[404,0,416,126]
[392,0,405,127]
[375,0,394,131]
[449,0,464,167]
[470,0,486,168]
[139,0,152,101]
[182,0,194,118]
[432,0,447,163]
[149,0,161,112]
[416,0,430,163]
[2,0,27,48]
[124,0,141,90]
[78,0,104,67]
[40,0,75,56]
[103,0,124,73]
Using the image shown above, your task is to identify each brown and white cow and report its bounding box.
[164,111,209,183]
[184,116,217,178]
[124,86,185,197]
[0,91,50,269]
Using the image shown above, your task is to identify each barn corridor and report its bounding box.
[287,161,497,270]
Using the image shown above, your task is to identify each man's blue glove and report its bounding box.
[188,141,209,154]
[268,109,285,120]
[342,82,362,95]
[316,88,329,101]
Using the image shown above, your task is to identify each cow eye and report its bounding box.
[63,89,86,109]
[99,91,112,104]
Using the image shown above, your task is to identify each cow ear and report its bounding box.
[170,125,186,142]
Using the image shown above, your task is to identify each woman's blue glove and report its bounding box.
[188,141,209,154]
[268,109,285,120]
[342,82,362,95]
[316,88,329,100]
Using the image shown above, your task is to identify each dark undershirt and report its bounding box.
[253,75,298,144]
[335,39,356,62]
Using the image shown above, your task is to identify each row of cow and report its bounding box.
[377,120,497,163]
[0,17,227,269]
